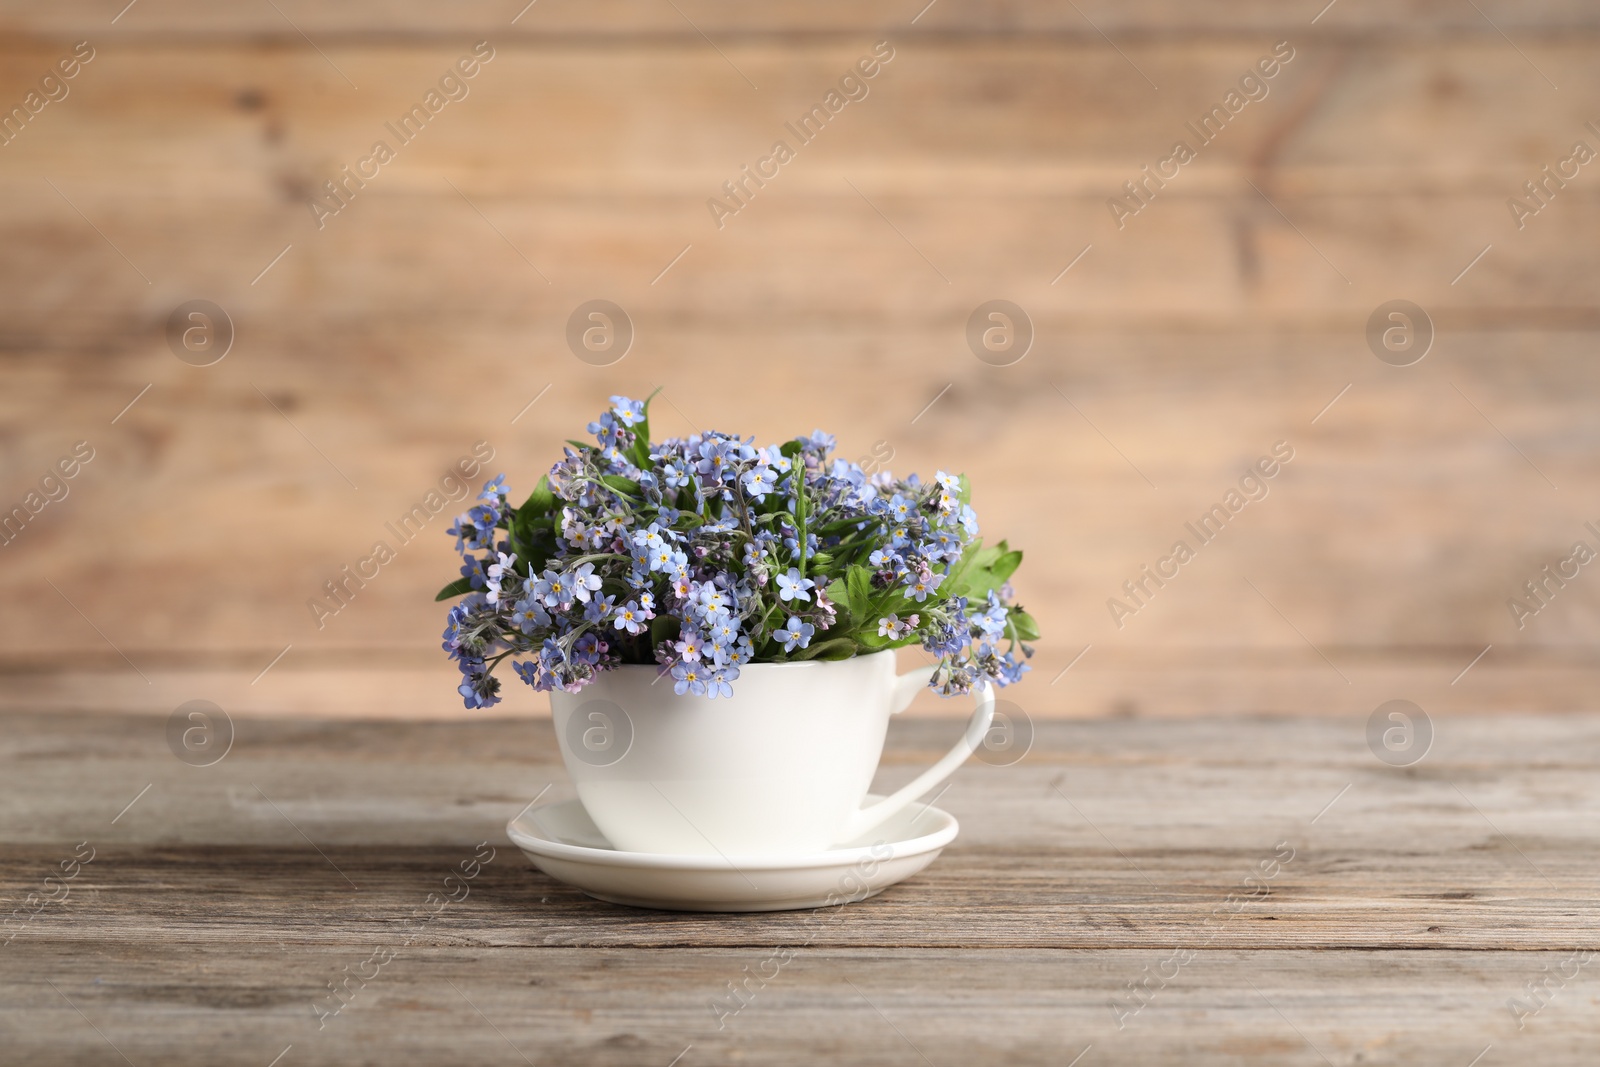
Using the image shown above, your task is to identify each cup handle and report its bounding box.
[835,666,996,845]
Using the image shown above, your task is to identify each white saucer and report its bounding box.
[506,794,959,912]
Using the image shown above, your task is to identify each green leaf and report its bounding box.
[434,576,474,602]
[521,474,556,517]
[509,476,561,576]
[941,537,984,599]
[779,439,805,459]
[845,565,874,618]
[1008,609,1040,642]
[971,544,1004,570]
[956,568,1006,602]
[816,515,869,536]
[991,549,1023,582]
[600,474,641,497]
[649,613,679,650]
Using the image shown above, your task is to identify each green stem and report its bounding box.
[734,478,755,542]
[794,468,809,577]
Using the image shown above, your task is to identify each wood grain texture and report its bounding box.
[5,0,1600,38]
[2,712,1597,1065]
[1,8,1599,715]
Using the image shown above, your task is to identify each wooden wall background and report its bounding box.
[2,0,1599,718]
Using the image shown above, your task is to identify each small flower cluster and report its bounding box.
[438,395,1036,708]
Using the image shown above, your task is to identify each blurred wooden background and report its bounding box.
[2,0,1599,718]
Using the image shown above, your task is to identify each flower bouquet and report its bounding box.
[438,395,1036,709]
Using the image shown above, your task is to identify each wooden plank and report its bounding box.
[5,193,1600,334]
[8,706,1600,764]
[3,945,1597,1066]
[2,43,1598,332]
[5,0,1600,39]
[3,841,1595,951]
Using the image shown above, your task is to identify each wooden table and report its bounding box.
[3,709,1595,1065]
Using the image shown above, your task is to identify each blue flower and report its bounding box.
[570,561,603,603]
[995,651,1030,686]
[459,557,488,590]
[929,529,962,560]
[512,659,542,690]
[742,465,778,501]
[776,569,814,603]
[457,662,501,709]
[697,584,732,615]
[587,411,623,450]
[922,619,965,656]
[536,569,573,609]
[704,670,735,699]
[613,600,647,635]
[672,662,707,696]
[761,444,792,473]
[449,504,498,553]
[906,568,944,603]
[511,598,549,634]
[583,593,615,624]
[675,628,705,662]
[868,547,901,570]
[973,594,1008,641]
[660,461,690,489]
[479,473,510,505]
[441,604,472,653]
[574,631,608,664]
[611,396,646,427]
[696,438,733,479]
[778,616,814,652]
[782,531,819,561]
[705,612,739,652]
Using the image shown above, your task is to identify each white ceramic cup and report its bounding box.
[548,649,996,857]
